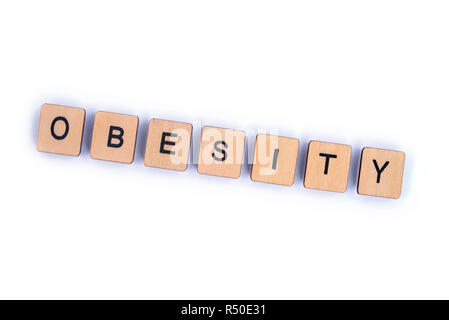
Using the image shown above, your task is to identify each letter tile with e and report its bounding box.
[90,111,139,164]
[144,118,193,171]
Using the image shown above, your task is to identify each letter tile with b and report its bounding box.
[197,126,246,179]
[357,147,405,199]
[37,103,86,156]
[304,140,352,193]
[144,118,192,171]
[90,111,139,164]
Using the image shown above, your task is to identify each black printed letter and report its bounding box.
[107,126,124,148]
[50,116,69,140]
[160,132,177,155]
[272,148,280,170]
[212,141,227,161]
[319,153,337,175]
[373,159,389,183]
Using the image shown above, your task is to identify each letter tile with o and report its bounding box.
[90,111,139,164]
[37,103,86,156]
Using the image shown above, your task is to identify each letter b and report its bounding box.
[107,126,124,148]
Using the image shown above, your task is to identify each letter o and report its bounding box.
[50,116,69,140]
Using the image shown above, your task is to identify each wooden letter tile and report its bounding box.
[357,147,405,199]
[197,126,246,179]
[144,118,192,171]
[37,103,86,156]
[90,111,139,164]
[304,140,352,193]
[251,134,299,186]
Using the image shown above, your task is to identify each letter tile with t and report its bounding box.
[37,103,86,156]
[90,111,139,164]
[304,140,352,193]
[197,126,246,179]
[357,147,405,199]
[144,118,192,171]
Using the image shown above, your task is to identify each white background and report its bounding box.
[0,0,448,299]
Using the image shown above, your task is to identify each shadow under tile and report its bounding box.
[134,118,149,164]
[348,144,363,192]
